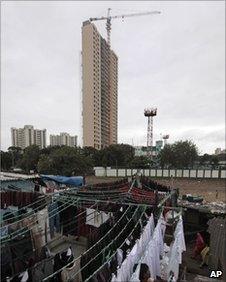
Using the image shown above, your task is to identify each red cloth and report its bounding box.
[193,232,205,257]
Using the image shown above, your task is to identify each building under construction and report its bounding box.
[82,9,161,150]
[82,21,118,149]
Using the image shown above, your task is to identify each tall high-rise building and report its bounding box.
[50,133,77,147]
[82,21,118,149]
[11,125,46,149]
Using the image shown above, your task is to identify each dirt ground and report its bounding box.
[152,178,226,203]
[86,176,226,203]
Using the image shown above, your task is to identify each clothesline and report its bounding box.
[6,207,103,281]
[83,179,129,190]
[59,187,165,203]
[1,195,49,221]
[114,212,156,282]
[42,205,133,281]
[83,207,147,282]
[1,196,53,229]
[1,197,80,243]
[1,185,82,222]
[70,207,144,282]
[4,190,172,244]
[157,191,176,208]
[1,197,73,242]
[57,194,182,210]
[1,177,169,221]
[1,178,168,226]
[131,214,164,281]
[66,190,158,202]
[1,202,98,250]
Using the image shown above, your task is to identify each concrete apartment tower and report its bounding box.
[11,125,46,149]
[82,21,118,149]
[50,133,77,147]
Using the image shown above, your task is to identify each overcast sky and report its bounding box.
[1,1,225,154]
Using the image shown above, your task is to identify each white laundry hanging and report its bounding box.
[116,248,123,267]
[86,208,109,228]
[166,216,186,281]
[112,214,155,282]
[129,214,166,281]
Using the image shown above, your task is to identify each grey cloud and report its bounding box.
[1,1,225,153]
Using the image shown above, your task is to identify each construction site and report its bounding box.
[1,6,225,282]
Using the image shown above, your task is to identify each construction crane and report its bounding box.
[90,8,161,47]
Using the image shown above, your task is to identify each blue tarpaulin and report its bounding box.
[40,175,84,186]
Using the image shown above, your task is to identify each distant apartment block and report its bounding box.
[11,125,46,149]
[215,148,226,155]
[49,133,77,147]
[82,21,118,149]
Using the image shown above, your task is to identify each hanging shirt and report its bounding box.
[86,208,109,228]
[166,217,186,281]
[129,214,166,281]
[143,239,161,279]
[116,249,123,267]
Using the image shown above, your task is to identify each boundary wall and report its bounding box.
[94,167,226,179]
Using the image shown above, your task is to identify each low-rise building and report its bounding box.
[134,141,163,157]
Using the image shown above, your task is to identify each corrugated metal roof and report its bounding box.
[0,172,39,181]
[207,217,226,274]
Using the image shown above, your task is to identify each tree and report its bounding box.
[1,151,12,171]
[199,154,211,166]
[37,155,55,175]
[95,144,135,167]
[18,145,40,172]
[159,140,198,168]
[131,156,150,168]
[171,140,198,168]
[82,146,98,163]
[40,145,62,155]
[211,156,219,169]
[8,146,23,167]
[159,144,174,168]
[37,146,93,176]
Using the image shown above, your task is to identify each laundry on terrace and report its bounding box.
[0,175,224,281]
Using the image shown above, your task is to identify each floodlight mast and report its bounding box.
[144,108,157,159]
